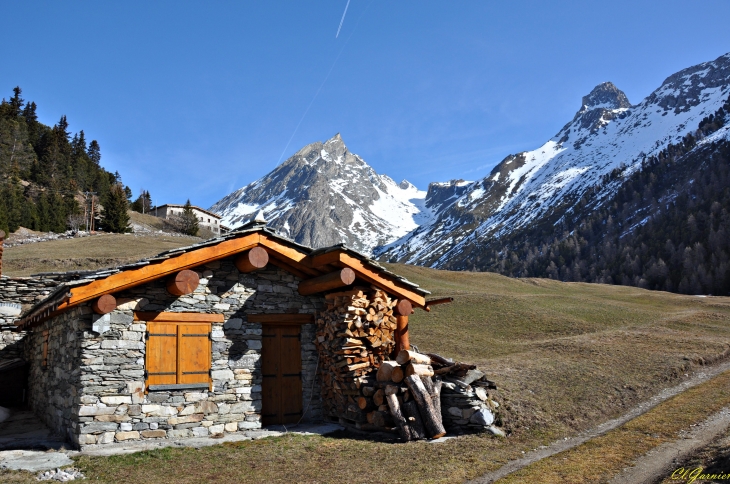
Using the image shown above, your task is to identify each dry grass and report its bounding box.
[2,258,730,482]
[2,232,200,276]
[387,264,730,439]
[499,369,730,483]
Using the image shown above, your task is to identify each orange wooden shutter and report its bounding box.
[147,322,178,385]
[178,323,211,384]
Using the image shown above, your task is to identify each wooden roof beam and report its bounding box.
[57,233,260,311]
[298,268,356,296]
[167,270,200,296]
[235,247,269,273]
[307,250,426,307]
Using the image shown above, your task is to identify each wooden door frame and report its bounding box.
[248,313,314,325]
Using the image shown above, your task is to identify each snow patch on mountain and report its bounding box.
[380,52,730,267]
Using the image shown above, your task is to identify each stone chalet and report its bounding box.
[152,204,227,236]
[0,222,430,449]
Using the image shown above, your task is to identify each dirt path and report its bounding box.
[468,359,730,484]
[607,406,730,483]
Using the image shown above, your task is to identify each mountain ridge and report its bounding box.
[210,52,730,297]
[379,51,730,266]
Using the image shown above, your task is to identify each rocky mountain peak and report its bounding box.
[580,82,631,111]
[323,133,347,159]
[210,134,430,254]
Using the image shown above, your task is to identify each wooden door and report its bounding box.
[261,324,303,425]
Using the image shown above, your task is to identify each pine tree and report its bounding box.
[180,199,199,236]
[100,183,130,233]
[131,189,152,213]
[88,140,101,165]
[9,87,23,118]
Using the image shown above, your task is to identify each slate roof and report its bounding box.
[18,221,429,327]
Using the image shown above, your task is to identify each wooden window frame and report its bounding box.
[139,312,220,392]
[41,330,49,369]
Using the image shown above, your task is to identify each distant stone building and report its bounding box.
[152,204,226,235]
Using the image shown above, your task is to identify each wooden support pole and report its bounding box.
[298,268,356,296]
[166,269,200,296]
[0,229,5,277]
[395,315,410,354]
[394,299,412,354]
[92,294,117,315]
[234,247,269,273]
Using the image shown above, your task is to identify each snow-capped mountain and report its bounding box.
[210,134,433,254]
[379,52,730,267]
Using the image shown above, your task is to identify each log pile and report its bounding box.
[315,287,399,422]
[314,289,504,440]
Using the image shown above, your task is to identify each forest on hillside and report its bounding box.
[473,95,730,296]
[0,86,133,235]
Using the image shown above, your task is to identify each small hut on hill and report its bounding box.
[0,221,500,449]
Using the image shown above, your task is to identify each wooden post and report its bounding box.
[298,268,356,296]
[92,294,117,314]
[0,229,5,277]
[234,247,269,273]
[167,269,200,296]
[394,299,412,354]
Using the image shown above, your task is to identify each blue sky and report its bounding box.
[2,1,730,208]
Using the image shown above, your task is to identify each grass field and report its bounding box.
[2,240,730,482]
[2,232,200,276]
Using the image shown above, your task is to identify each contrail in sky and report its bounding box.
[335,0,351,38]
[276,0,372,164]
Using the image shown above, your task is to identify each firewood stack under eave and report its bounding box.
[315,287,399,423]
[315,289,505,441]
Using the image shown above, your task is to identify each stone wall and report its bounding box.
[28,258,325,448]
[26,306,85,445]
[1,276,60,362]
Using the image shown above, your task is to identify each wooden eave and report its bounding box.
[308,248,427,307]
[59,233,261,310]
[17,228,428,329]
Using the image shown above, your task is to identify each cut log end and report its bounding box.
[235,247,269,273]
[391,366,404,383]
[167,269,200,296]
[395,299,413,316]
[92,294,117,314]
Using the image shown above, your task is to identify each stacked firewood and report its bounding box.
[369,350,447,440]
[315,290,504,440]
[315,287,399,422]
